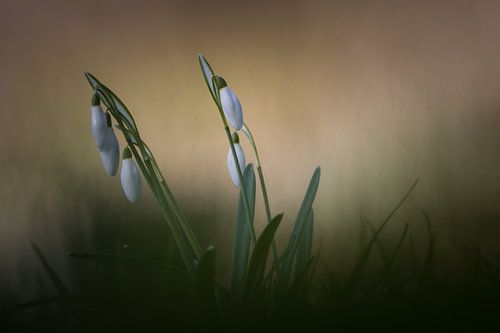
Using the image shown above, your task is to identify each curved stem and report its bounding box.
[225,125,257,245]
[210,76,257,246]
[95,87,200,278]
[241,124,278,260]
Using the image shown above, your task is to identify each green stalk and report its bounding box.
[224,125,257,245]
[139,143,202,259]
[210,76,257,245]
[241,124,278,261]
[95,87,199,277]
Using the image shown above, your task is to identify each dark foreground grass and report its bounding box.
[3,221,500,332]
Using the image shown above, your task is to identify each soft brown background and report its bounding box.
[1,0,500,300]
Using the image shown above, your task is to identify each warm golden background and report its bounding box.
[1,0,500,301]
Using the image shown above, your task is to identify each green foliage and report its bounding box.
[246,213,283,296]
[231,164,256,300]
[193,247,216,311]
[278,167,321,293]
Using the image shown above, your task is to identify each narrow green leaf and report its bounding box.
[287,257,315,301]
[279,167,321,288]
[193,246,216,308]
[365,222,410,297]
[343,178,420,300]
[198,53,217,101]
[84,72,137,132]
[84,71,99,89]
[231,164,256,299]
[66,252,187,274]
[295,208,314,278]
[246,213,283,294]
[32,243,72,298]
[31,242,76,315]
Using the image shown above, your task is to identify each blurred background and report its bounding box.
[1,0,500,305]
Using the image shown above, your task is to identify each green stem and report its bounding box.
[224,125,257,245]
[139,144,202,259]
[95,87,199,278]
[209,76,257,246]
[241,124,278,260]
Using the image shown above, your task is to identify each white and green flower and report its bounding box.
[216,77,243,130]
[227,134,246,186]
[120,147,141,203]
[91,94,120,176]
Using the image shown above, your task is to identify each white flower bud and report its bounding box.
[227,143,246,186]
[91,105,109,151]
[120,148,141,203]
[220,86,243,130]
[99,130,120,176]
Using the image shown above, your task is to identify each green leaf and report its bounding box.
[279,167,321,289]
[198,53,216,101]
[31,242,76,315]
[66,252,187,274]
[231,164,256,299]
[193,246,216,308]
[294,208,314,278]
[84,72,137,132]
[343,178,420,300]
[246,213,283,294]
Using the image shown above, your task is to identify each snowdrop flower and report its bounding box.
[227,133,246,186]
[99,128,120,177]
[91,94,108,151]
[120,147,141,203]
[216,77,243,130]
[91,93,120,176]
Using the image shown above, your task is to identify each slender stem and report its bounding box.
[138,142,202,258]
[224,125,257,245]
[241,124,278,260]
[210,76,257,246]
[143,158,196,274]
[96,88,199,278]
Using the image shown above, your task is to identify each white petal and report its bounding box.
[91,106,108,151]
[220,87,243,130]
[99,130,120,176]
[121,158,141,203]
[227,143,246,186]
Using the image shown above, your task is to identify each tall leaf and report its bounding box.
[279,167,321,289]
[31,243,77,316]
[246,214,283,295]
[231,164,256,299]
[193,246,216,309]
[84,72,137,132]
[294,208,314,278]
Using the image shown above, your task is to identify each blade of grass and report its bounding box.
[193,246,216,313]
[365,222,409,299]
[231,164,256,300]
[246,214,283,295]
[278,167,321,290]
[66,252,187,274]
[343,178,420,301]
[295,208,314,278]
[31,242,77,316]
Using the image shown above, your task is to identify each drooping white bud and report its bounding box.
[91,94,109,151]
[219,86,243,130]
[227,143,246,186]
[99,129,120,176]
[120,148,141,203]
